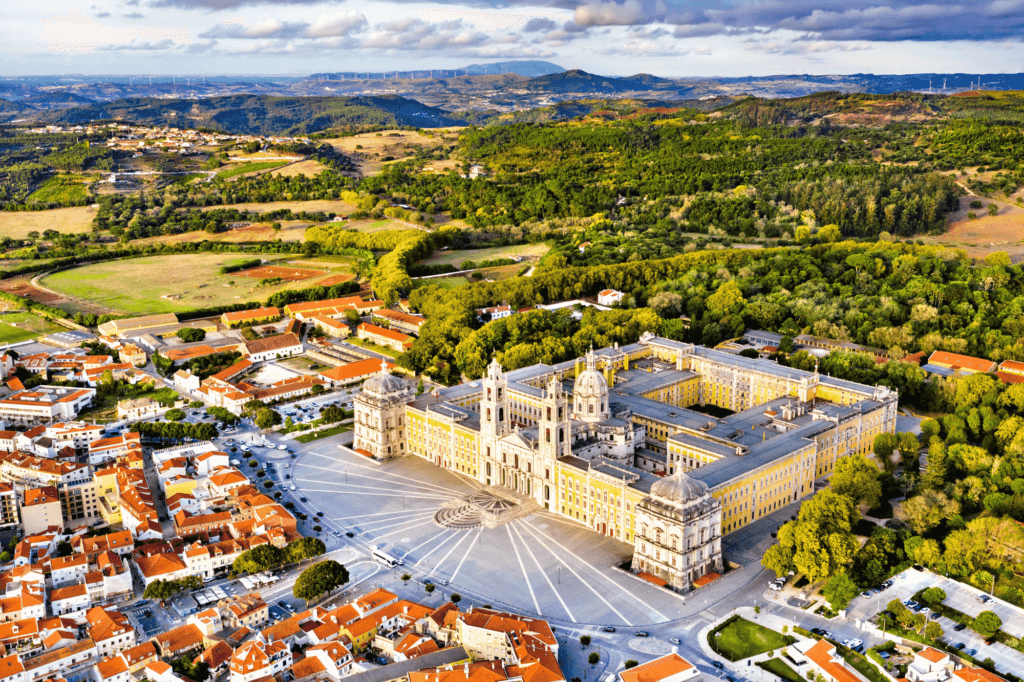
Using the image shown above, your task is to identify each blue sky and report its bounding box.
[5,0,1024,77]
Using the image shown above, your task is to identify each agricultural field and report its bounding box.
[346,218,417,233]
[323,129,459,175]
[921,195,1024,262]
[41,253,306,315]
[420,243,550,267]
[0,205,97,238]
[197,199,356,216]
[26,175,89,204]
[130,222,309,246]
[0,311,63,344]
[217,161,289,180]
[269,159,328,177]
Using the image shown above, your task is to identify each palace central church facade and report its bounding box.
[354,333,898,593]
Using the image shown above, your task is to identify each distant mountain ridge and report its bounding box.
[8,94,466,133]
[310,60,564,81]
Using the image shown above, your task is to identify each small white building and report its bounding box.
[597,289,625,306]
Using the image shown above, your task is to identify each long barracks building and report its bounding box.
[353,332,898,592]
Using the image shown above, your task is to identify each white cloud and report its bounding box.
[37,11,188,53]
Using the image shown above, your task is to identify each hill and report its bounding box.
[23,94,466,134]
[457,61,564,77]
[521,69,680,95]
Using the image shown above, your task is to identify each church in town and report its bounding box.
[353,333,899,593]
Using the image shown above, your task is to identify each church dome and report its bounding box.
[650,471,709,504]
[363,360,407,396]
[574,348,608,398]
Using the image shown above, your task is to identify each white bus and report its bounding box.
[371,547,401,568]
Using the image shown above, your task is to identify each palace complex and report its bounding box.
[353,333,898,593]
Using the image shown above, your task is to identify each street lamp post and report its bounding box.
[715,631,721,655]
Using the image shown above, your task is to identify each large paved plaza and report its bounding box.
[292,446,685,626]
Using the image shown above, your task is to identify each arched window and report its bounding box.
[589,404,594,414]
[545,428,551,443]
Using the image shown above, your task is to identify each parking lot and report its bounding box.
[846,567,1024,677]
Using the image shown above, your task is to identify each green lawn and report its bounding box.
[0,311,63,343]
[841,650,889,682]
[708,616,796,661]
[756,658,802,682]
[295,425,351,443]
[347,337,403,359]
[411,276,470,290]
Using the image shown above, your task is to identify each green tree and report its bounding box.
[293,560,349,602]
[425,583,436,593]
[921,587,946,605]
[177,327,206,343]
[450,593,462,604]
[580,635,591,647]
[822,573,859,611]
[924,622,943,641]
[623,661,638,670]
[762,489,859,584]
[817,224,842,242]
[974,611,1002,638]
[707,281,745,319]
[588,652,600,665]
[233,544,286,574]
[921,437,947,489]
[896,490,960,534]
[778,336,795,354]
[255,408,281,429]
[831,454,882,509]
[144,579,184,601]
[287,536,326,563]
[984,251,1011,267]
[165,408,186,422]
[987,204,999,217]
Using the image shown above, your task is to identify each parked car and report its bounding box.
[634,631,649,638]
[954,642,966,651]
[601,627,616,633]
[670,637,681,645]
[711,662,724,670]
[954,624,967,632]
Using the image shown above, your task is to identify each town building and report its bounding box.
[243,333,303,362]
[372,309,427,336]
[311,316,351,338]
[618,653,698,682]
[357,323,412,352]
[117,345,146,368]
[21,487,63,535]
[222,308,281,328]
[597,290,625,307]
[319,359,398,388]
[0,387,96,424]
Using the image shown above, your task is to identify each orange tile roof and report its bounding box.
[154,624,204,655]
[373,309,426,328]
[224,307,280,323]
[999,359,1024,373]
[95,656,129,679]
[618,653,692,682]
[163,345,218,362]
[996,371,1024,385]
[284,296,365,315]
[918,648,948,664]
[953,668,1007,682]
[244,333,302,356]
[805,640,860,682]
[120,642,157,667]
[928,351,996,373]
[358,322,411,344]
[320,358,397,382]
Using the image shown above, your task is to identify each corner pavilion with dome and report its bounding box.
[353,334,898,593]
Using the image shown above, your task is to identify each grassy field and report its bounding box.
[295,424,352,443]
[218,161,289,180]
[420,243,550,267]
[708,616,795,661]
[0,311,64,344]
[0,205,97,238]
[411,276,470,290]
[479,264,524,281]
[197,199,356,215]
[756,658,802,682]
[41,253,304,315]
[346,218,416,233]
[130,222,309,246]
[27,175,88,204]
